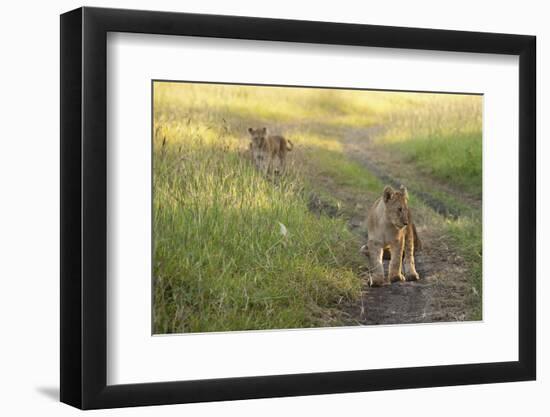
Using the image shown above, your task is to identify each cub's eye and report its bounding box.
[398,207,402,213]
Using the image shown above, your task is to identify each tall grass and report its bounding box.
[446,215,482,319]
[374,94,483,196]
[153,81,484,330]
[153,98,363,334]
[153,82,459,128]
[155,83,482,196]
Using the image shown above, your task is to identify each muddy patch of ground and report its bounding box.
[343,226,471,325]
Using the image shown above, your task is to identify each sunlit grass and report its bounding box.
[155,84,482,197]
[446,215,482,320]
[154,82,459,128]
[153,81,483,330]
[373,94,483,196]
[153,110,363,334]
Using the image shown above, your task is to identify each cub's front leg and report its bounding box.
[388,235,406,283]
[367,239,388,287]
[261,153,270,174]
[403,230,419,281]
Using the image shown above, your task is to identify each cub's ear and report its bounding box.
[399,184,409,199]
[261,127,267,134]
[248,127,254,134]
[383,185,394,203]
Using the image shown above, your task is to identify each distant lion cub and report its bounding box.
[364,185,421,287]
[248,127,293,174]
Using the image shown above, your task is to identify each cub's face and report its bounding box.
[248,127,267,148]
[383,185,410,229]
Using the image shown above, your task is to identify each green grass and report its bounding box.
[373,94,483,197]
[312,149,383,191]
[153,117,364,334]
[446,216,482,320]
[385,132,482,195]
[292,126,482,303]
[289,130,383,192]
[287,126,482,321]
[295,131,483,320]
[367,94,483,318]
[153,81,483,331]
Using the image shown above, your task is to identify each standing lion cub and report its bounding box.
[364,185,421,287]
[248,127,293,174]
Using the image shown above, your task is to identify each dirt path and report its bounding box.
[346,232,471,325]
[306,126,478,325]
[341,125,482,218]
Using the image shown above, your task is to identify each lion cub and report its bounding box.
[248,127,293,174]
[364,185,421,287]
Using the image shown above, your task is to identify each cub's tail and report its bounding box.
[412,223,422,252]
[286,139,293,151]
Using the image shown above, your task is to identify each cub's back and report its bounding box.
[267,135,286,153]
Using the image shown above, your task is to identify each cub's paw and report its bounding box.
[406,272,420,282]
[390,273,406,283]
[370,276,389,287]
[359,244,369,257]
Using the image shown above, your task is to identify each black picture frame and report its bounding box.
[60,6,536,410]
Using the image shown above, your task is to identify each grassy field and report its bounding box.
[153,82,483,333]
[368,93,483,318]
[374,94,483,196]
[153,85,366,333]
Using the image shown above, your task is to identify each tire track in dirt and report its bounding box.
[347,237,471,325]
[350,157,463,219]
[342,126,481,218]
[332,126,476,325]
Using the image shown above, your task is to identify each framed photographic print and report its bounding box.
[60,6,536,409]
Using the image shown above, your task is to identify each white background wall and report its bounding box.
[0,0,545,415]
